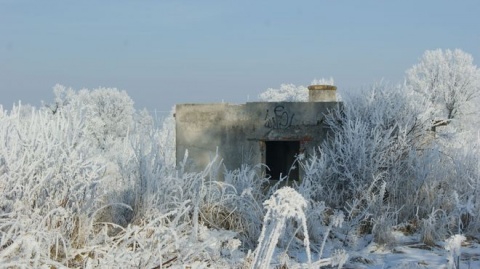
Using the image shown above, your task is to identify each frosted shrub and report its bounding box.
[51,85,136,155]
[257,76,480,250]
[445,234,466,269]
[0,87,247,267]
[406,144,480,239]
[303,83,452,241]
[304,200,327,244]
[311,77,334,86]
[319,83,425,206]
[0,102,106,265]
[448,146,480,234]
[420,208,448,246]
[156,106,176,169]
[251,187,311,268]
[204,164,268,249]
[317,210,345,261]
[299,79,479,243]
[295,151,336,247]
[259,83,309,102]
[47,86,180,226]
[0,105,239,267]
[330,249,349,268]
[372,212,396,246]
[0,102,103,215]
[258,78,335,102]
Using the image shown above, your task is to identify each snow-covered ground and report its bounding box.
[176,228,480,268]
[343,232,480,269]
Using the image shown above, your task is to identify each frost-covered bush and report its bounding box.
[0,87,242,267]
[311,77,335,86]
[0,102,106,266]
[445,234,466,269]
[311,83,426,206]
[199,163,268,249]
[259,83,309,102]
[247,187,349,269]
[52,84,135,151]
[301,79,480,244]
[156,106,176,169]
[443,145,480,234]
[251,187,311,268]
[258,78,334,102]
[0,102,103,217]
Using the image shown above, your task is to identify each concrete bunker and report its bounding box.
[175,85,340,181]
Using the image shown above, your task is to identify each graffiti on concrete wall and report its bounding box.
[264,105,295,129]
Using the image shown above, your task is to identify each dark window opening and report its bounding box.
[265,141,300,181]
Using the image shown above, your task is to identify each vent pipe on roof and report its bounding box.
[308,85,337,102]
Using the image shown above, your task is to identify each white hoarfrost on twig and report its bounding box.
[252,187,311,269]
[445,234,466,269]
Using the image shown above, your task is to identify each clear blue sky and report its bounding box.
[1,0,479,112]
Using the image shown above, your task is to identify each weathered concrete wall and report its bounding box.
[175,101,339,175]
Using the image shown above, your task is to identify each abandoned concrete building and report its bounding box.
[175,85,340,181]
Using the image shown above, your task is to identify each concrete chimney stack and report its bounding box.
[308,85,337,102]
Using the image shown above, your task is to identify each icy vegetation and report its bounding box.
[1,49,480,268]
[258,78,334,102]
[251,187,311,268]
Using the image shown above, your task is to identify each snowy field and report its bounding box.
[236,232,480,269]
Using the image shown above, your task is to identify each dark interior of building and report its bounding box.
[265,141,300,181]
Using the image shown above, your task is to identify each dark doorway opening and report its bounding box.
[265,141,300,181]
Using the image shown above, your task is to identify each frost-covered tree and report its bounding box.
[52,84,135,150]
[259,83,309,102]
[258,78,334,102]
[406,49,480,122]
[78,88,135,148]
